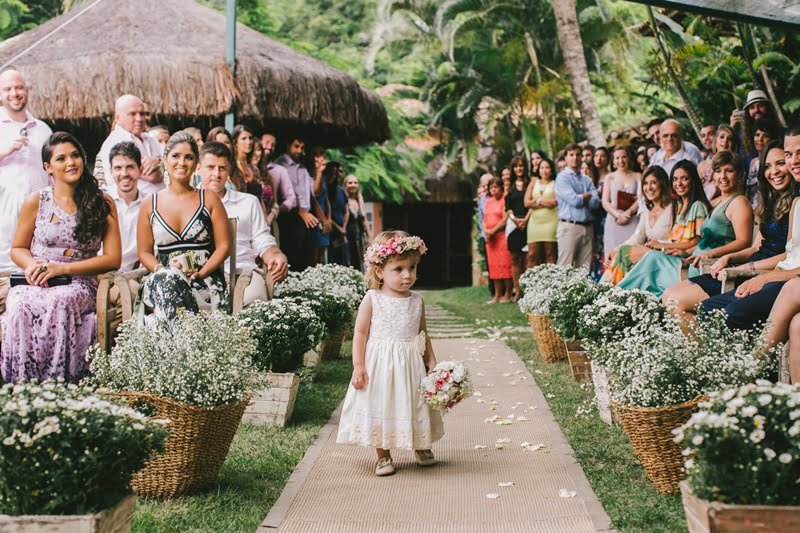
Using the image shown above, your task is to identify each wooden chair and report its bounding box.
[679,258,716,280]
[718,266,767,293]
[231,265,275,315]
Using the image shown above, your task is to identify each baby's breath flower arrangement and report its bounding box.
[281,264,367,311]
[0,381,167,515]
[675,381,800,505]
[86,311,258,407]
[547,278,610,341]
[238,298,326,373]
[517,264,588,315]
[605,311,777,408]
[274,275,353,337]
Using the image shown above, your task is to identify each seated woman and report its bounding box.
[615,161,711,296]
[137,131,230,322]
[664,141,793,323]
[604,166,673,284]
[1,132,121,383]
[623,152,752,300]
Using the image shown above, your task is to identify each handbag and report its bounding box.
[504,216,517,237]
[10,273,72,287]
[616,190,637,212]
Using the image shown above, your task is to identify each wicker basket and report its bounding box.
[321,327,347,360]
[526,314,567,362]
[113,391,248,499]
[565,341,592,382]
[615,396,705,494]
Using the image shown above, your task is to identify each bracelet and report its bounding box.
[749,261,755,271]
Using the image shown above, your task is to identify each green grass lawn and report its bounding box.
[131,354,352,533]
[422,287,687,533]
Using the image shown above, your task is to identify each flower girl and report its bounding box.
[336,230,444,476]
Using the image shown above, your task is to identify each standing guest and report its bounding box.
[476,173,494,296]
[665,140,794,326]
[1,132,120,383]
[593,147,611,179]
[250,141,277,224]
[746,118,781,209]
[0,69,52,314]
[699,124,717,158]
[649,119,703,174]
[505,156,530,302]
[730,89,774,160]
[198,141,288,307]
[621,154,753,298]
[500,166,512,194]
[326,162,349,266]
[146,126,170,147]
[345,175,371,272]
[260,132,297,235]
[484,177,512,303]
[604,166,673,284]
[524,157,558,267]
[698,125,738,201]
[307,146,333,266]
[136,132,229,322]
[556,155,566,172]
[97,95,164,196]
[581,159,604,278]
[646,118,662,145]
[231,125,262,197]
[646,144,659,162]
[275,136,319,271]
[602,147,641,256]
[555,143,600,268]
[206,126,232,149]
[530,149,546,178]
[183,127,203,149]
[582,145,595,165]
[635,146,649,173]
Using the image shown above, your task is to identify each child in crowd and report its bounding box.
[336,231,444,476]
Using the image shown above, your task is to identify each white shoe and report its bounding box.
[415,449,436,467]
[376,457,396,476]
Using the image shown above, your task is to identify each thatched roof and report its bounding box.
[0,0,390,147]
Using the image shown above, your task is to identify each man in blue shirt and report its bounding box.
[555,143,600,268]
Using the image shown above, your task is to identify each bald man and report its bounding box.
[0,69,52,310]
[96,94,164,197]
[649,118,702,175]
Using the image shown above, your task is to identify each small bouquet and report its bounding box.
[420,360,473,412]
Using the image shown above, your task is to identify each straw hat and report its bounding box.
[745,90,768,110]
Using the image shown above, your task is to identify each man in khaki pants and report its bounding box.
[554,143,600,268]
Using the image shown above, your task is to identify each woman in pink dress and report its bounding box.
[483,176,512,303]
[1,132,121,383]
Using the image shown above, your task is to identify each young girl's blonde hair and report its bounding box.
[365,230,426,289]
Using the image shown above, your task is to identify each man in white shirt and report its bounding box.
[106,142,145,331]
[96,94,164,197]
[198,141,288,306]
[649,119,703,175]
[0,69,52,312]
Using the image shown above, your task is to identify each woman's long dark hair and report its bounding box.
[230,125,255,192]
[324,161,344,203]
[671,159,711,221]
[756,139,794,224]
[42,132,110,244]
[507,155,529,187]
[641,165,672,211]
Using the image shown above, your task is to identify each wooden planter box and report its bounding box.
[680,481,800,532]
[0,494,136,533]
[565,341,592,383]
[242,372,300,427]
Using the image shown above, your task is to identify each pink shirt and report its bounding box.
[0,107,52,270]
[267,162,297,211]
[98,125,165,198]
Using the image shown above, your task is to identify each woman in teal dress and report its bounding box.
[617,161,710,295]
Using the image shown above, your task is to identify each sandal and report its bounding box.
[375,457,396,476]
[415,449,436,467]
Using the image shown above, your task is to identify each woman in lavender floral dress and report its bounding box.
[1,132,121,383]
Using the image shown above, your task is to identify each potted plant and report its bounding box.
[604,310,777,494]
[546,277,609,382]
[237,298,326,426]
[0,381,167,531]
[517,264,587,362]
[576,286,666,425]
[275,281,353,361]
[675,381,800,532]
[86,310,258,499]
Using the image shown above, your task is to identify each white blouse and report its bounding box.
[623,204,673,246]
[777,200,800,271]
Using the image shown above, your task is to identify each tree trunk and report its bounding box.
[550,0,605,147]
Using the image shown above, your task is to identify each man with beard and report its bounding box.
[274,136,318,271]
[0,69,52,312]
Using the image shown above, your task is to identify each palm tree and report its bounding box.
[550,0,605,146]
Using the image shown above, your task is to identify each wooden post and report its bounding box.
[225,0,237,132]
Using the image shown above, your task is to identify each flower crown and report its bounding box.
[364,235,428,266]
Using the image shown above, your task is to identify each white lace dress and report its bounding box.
[336,290,444,450]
